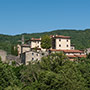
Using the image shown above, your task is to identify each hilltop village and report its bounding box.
[0,34,90,65]
[16,35,87,65]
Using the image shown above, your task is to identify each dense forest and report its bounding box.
[0,29,90,53]
[0,53,90,90]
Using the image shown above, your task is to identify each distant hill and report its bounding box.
[0,29,90,54]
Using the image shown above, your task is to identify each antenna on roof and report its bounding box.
[18,35,25,45]
[22,35,24,44]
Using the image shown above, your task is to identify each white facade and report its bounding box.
[31,41,41,48]
[55,38,71,50]
[30,35,71,50]
[0,50,7,62]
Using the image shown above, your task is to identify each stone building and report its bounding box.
[17,44,31,55]
[49,49,86,61]
[30,38,41,48]
[27,35,72,50]
[19,35,86,65]
[51,35,71,50]
[0,50,7,62]
[22,50,48,65]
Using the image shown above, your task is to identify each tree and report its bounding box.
[11,45,14,55]
[0,61,20,90]
[38,53,87,90]
[0,56,1,62]
[11,45,18,56]
[14,46,18,56]
[87,53,90,59]
[41,35,52,50]
[20,53,87,90]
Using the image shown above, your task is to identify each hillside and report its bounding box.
[0,29,90,53]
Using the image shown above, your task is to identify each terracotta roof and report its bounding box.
[74,55,86,58]
[67,55,86,58]
[63,50,83,53]
[30,38,41,41]
[50,49,83,53]
[21,44,30,47]
[28,35,70,42]
[66,55,77,58]
[54,35,70,39]
[49,49,63,51]
[31,48,41,50]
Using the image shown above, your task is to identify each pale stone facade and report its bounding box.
[55,38,71,50]
[17,44,31,55]
[17,44,21,55]
[30,38,41,48]
[22,51,48,65]
[31,41,41,48]
[29,35,71,50]
[0,50,7,62]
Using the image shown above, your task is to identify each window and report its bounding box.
[59,39,61,41]
[67,40,68,42]
[59,44,61,47]
[36,54,38,56]
[42,53,44,55]
[32,58,34,60]
[67,53,69,55]
[67,45,68,47]
[32,53,34,55]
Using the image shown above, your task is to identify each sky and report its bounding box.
[0,0,90,35]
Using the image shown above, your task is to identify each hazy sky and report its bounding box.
[0,0,90,35]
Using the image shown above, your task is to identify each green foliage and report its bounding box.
[11,45,14,55]
[12,61,16,66]
[0,56,2,61]
[76,58,90,88]
[41,35,52,49]
[11,45,18,56]
[0,53,90,89]
[4,86,21,90]
[87,53,90,59]
[19,53,89,90]
[37,53,87,90]
[0,61,20,90]
[14,46,18,56]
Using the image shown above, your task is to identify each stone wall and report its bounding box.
[6,55,22,65]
